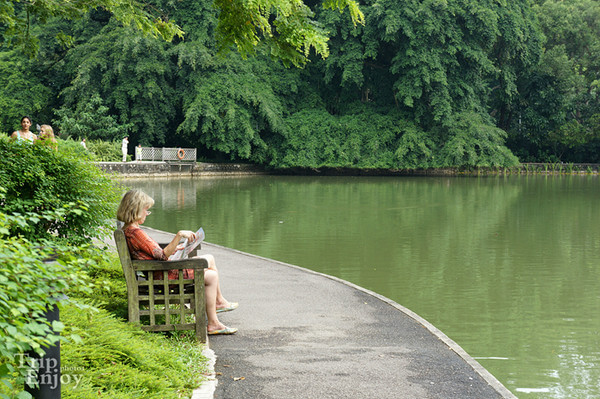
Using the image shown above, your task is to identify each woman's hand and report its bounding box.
[177,230,196,241]
[164,230,196,258]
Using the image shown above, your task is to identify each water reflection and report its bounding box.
[120,175,600,399]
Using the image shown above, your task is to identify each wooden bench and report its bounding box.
[114,229,208,342]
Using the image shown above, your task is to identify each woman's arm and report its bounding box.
[163,230,196,258]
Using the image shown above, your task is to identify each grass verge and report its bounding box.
[60,302,207,398]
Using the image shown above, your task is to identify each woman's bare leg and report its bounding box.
[197,254,232,308]
[204,269,228,332]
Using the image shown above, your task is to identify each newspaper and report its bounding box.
[168,228,205,260]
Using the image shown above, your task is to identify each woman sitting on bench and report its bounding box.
[117,189,238,335]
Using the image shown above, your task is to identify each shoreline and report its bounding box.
[98,161,600,178]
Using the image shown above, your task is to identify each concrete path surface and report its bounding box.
[141,227,515,399]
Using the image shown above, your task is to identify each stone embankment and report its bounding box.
[97,161,268,177]
[98,161,600,178]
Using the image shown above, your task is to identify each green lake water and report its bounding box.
[122,175,600,398]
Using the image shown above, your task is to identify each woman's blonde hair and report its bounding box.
[117,189,154,224]
[40,124,54,138]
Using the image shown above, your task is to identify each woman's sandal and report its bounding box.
[216,302,239,313]
[208,326,238,335]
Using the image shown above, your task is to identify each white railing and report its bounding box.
[135,147,197,162]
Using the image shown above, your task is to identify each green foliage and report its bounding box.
[547,119,600,160]
[85,139,123,162]
[72,252,129,320]
[0,209,96,395]
[273,107,399,168]
[0,136,121,243]
[0,0,183,57]
[434,112,519,167]
[273,108,518,169]
[3,0,597,166]
[59,303,206,398]
[321,0,542,126]
[394,122,436,169]
[59,26,174,144]
[0,51,52,135]
[506,0,600,162]
[54,94,130,141]
[213,0,364,67]
[177,51,291,161]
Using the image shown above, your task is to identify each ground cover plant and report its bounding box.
[60,298,207,398]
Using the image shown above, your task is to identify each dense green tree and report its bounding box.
[54,94,131,141]
[4,0,597,167]
[214,0,364,66]
[0,0,363,66]
[0,50,51,134]
[0,0,183,56]
[317,0,542,127]
[59,23,176,144]
[176,49,296,162]
[280,0,538,168]
[506,0,600,162]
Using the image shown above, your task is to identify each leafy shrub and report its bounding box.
[54,94,132,142]
[0,136,121,243]
[272,108,519,169]
[0,209,95,396]
[0,134,207,399]
[393,122,436,169]
[86,140,124,162]
[54,137,89,157]
[434,112,520,168]
[0,204,206,398]
[54,138,128,162]
[274,108,399,168]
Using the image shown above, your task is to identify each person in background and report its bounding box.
[135,144,142,161]
[117,189,238,335]
[80,138,87,150]
[39,125,58,148]
[122,136,129,162]
[11,116,37,143]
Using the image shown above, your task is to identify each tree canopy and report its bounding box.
[1,0,599,167]
[0,0,363,66]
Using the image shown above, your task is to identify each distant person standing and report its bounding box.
[80,138,87,150]
[135,144,142,161]
[11,116,38,143]
[121,137,129,162]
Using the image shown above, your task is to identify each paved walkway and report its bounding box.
[141,227,515,399]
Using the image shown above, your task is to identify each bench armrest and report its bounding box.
[131,258,208,272]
